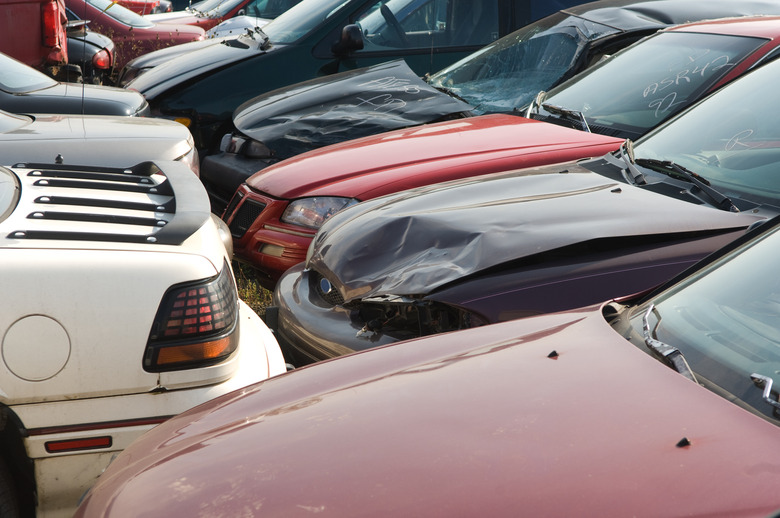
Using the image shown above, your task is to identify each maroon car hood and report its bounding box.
[244,114,623,200]
[75,307,780,517]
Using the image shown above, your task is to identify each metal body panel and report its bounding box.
[74,304,780,518]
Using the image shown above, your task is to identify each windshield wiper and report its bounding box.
[634,158,738,212]
[643,304,698,383]
[540,103,590,133]
[618,139,646,185]
[432,85,471,106]
[523,90,546,118]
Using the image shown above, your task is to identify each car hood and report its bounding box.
[245,115,622,199]
[234,60,472,159]
[22,82,147,116]
[126,34,272,98]
[73,308,780,517]
[308,160,761,302]
[0,114,193,167]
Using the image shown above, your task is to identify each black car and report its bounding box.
[118,0,588,154]
[0,52,149,116]
[200,0,780,213]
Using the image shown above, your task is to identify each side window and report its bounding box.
[245,0,299,18]
[354,0,498,52]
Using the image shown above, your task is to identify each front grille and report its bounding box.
[313,271,344,306]
[228,198,266,238]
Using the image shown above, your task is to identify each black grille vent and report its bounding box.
[314,272,345,306]
[229,199,265,238]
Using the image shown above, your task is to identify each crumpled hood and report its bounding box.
[127,35,272,98]
[73,308,780,518]
[233,60,472,159]
[245,114,622,199]
[309,161,760,301]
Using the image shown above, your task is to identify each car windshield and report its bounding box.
[627,219,780,424]
[87,0,155,28]
[426,11,619,114]
[632,55,780,207]
[537,31,766,140]
[262,0,350,44]
[0,54,57,93]
[189,0,242,16]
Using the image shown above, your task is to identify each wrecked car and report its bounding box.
[271,44,780,366]
[201,0,780,212]
[118,0,588,153]
[222,15,780,289]
[74,215,780,518]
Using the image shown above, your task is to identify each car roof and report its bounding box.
[567,0,780,31]
[669,15,780,39]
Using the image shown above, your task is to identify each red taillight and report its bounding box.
[41,1,61,47]
[144,261,239,372]
[92,49,112,70]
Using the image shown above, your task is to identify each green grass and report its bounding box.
[233,261,274,318]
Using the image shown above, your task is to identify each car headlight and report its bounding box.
[176,140,200,177]
[219,133,272,158]
[281,197,358,229]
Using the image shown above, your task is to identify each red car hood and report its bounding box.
[245,114,623,200]
[75,307,780,517]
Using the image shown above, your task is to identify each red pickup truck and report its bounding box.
[0,0,73,79]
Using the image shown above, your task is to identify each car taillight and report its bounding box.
[144,261,239,372]
[92,49,112,70]
[41,0,62,47]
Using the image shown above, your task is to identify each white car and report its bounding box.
[0,109,199,175]
[0,159,286,517]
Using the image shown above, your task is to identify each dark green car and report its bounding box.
[120,0,585,152]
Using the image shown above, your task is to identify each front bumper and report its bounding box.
[273,264,401,367]
[16,300,285,518]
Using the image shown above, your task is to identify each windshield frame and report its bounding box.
[261,0,351,44]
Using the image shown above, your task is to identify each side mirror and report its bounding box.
[332,24,364,55]
[237,8,245,15]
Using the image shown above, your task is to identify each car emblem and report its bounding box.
[320,277,334,295]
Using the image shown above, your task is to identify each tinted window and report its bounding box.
[635,55,780,204]
[537,31,766,139]
[262,0,351,43]
[356,0,499,53]
[0,54,57,93]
